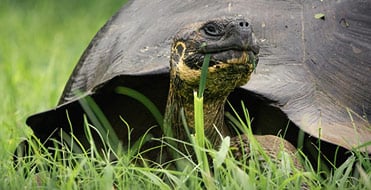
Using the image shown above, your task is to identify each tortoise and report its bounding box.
[24,0,371,164]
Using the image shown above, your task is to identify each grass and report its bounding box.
[0,0,124,158]
[8,88,371,189]
[9,92,313,189]
[1,1,371,189]
[0,0,124,186]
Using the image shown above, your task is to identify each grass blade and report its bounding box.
[115,86,164,133]
[198,54,210,98]
[79,95,121,149]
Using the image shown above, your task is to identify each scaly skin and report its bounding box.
[231,135,303,169]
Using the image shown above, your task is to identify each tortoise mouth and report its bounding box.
[208,50,255,67]
[199,41,260,56]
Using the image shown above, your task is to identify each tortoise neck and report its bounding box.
[164,76,231,147]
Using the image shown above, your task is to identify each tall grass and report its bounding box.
[8,88,371,189]
[0,0,124,158]
[0,0,124,187]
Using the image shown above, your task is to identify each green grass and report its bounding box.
[8,89,371,189]
[1,1,371,189]
[0,0,124,185]
[0,0,124,158]
[8,92,313,189]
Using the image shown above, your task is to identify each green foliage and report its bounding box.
[192,52,213,188]
[7,92,371,189]
[0,0,125,159]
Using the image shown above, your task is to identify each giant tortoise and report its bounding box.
[24,0,371,163]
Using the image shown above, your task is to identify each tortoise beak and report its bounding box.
[199,19,259,55]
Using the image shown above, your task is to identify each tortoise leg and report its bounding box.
[230,134,303,169]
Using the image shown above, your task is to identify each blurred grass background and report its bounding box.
[0,0,125,161]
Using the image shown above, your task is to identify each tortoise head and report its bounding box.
[170,17,259,96]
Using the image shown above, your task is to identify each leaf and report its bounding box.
[198,54,211,98]
[314,13,325,20]
[214,136,230,168]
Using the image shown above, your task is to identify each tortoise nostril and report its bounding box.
[239,21,249,28]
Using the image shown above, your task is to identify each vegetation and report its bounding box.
[1,1,370,189]
[0,0,124,157]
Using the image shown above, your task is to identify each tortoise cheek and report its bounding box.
[175,42,186,55]
[171,42,187,67]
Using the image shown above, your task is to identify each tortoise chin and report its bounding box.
[176,49,254,88]
[206,49,256,85]
[205,58,252,93]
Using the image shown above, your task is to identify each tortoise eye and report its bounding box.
[203,23,223,36]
